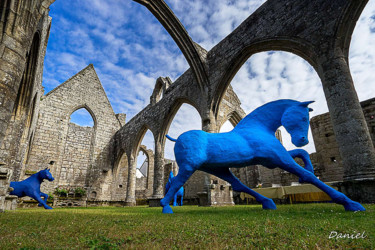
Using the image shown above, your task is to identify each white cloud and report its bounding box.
[219,120,234,133]
[349,1,375,102]
[137,130,155,168]
[229,51,325,153]
[164,104,202,160]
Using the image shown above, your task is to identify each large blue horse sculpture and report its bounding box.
[165,171,184,206]
[163,99,365,214]
[10,168,54,209]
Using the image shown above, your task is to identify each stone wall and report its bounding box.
[0,8,52,182]
[24,65,124,200]
[60,123,93,186]
[310,97,375,182]
[109,152,128,201]
[0,166,12,211]
[0,0,55,149]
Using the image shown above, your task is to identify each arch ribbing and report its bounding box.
[133,0,209,92]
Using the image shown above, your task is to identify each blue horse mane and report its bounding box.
[234,99,301,131]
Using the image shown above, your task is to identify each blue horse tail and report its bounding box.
[166,134,177,142]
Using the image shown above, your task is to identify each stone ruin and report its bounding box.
[1,0,375,210]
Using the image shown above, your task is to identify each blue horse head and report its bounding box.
[281,101,314,147]
[39,168,55,182]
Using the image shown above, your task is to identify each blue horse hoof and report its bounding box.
[162,205,173,214]
[262,198,277,210]
[344,201,366,212]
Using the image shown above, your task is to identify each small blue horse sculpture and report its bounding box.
[10,168,54,209]
[165,171,184,206]
[163,99,365,214]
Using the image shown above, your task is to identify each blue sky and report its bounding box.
[43,0,375,161]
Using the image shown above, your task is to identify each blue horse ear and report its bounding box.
[300,101,315,107]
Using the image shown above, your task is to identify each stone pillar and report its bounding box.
[149,141,164,207]
[0,162,13,212]
[199,111,234,206]
[146,151,154,197]
[320,52,375,202]
[0,46,25,148]
[124,155,136,206]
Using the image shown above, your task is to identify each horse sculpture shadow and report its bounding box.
[10,168,54,209]
[165,171,184,206]
[163,99,365,214]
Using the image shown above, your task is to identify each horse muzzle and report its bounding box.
[292,137,309,147]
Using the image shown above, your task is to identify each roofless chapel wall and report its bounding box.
[24,65,124,199]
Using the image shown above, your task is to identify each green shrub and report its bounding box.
[47,193,54,201]
[54,188,68,197]
[74,187,86,197]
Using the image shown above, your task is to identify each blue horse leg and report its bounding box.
[160,169,194,214]
[39,192,49,207]
[180,194,183,206]
[288,149,314,173]
[277,156,365,211]
[201,167,276,210]
[288,149,314,183]
[173,193,178,207]
[31,191,52,210]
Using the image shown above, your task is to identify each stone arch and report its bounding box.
[138,145,153,179]
[12,32,41,119]
[59,105,97,186]
[131,125,155,159]
[124,125,156,205]
[220,110,243,129]
[138,146,150,179]
[1,31,42,180]
[335,1,369,60]
[136,145,154,197]
[21,93,39,170]
[67,105,97,129]
[135,0,209,92]
[159,98,203,144]
[211,38,319,118]
[110,149,129,201]
[150,77,172,105]
[348,2,375,102]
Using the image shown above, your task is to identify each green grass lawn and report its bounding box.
[0,203,373,249]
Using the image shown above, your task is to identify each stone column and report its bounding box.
[200,110,234,206]
[0,162,13,212]
[124,155,136,206]
[146,151,154,197]
[319,51,375,202]
[149,141,164,207]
